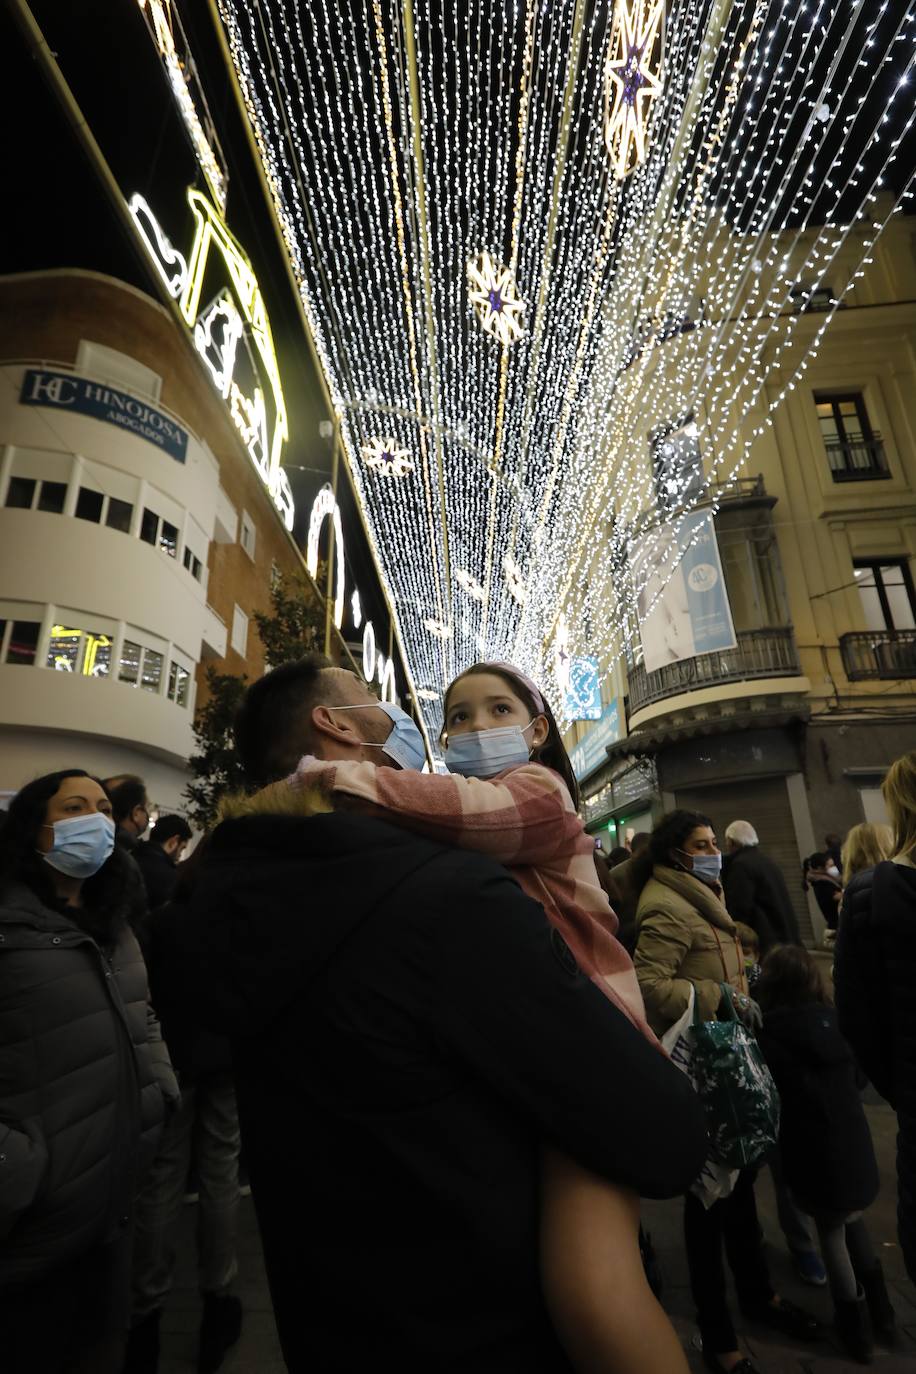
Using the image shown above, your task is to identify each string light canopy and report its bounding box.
[216,0,916,740]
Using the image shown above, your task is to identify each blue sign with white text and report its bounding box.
[565,656,602,720]
[569,699,623,781]
[20,369,189,464]
[678,509,736,656]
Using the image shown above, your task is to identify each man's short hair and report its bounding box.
[725,820,759,847]
[235,655,335,786]
[629,830,650,855]
[149,815,192,847]
[105,775,148,824]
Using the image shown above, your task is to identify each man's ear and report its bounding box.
[311,704,364,756]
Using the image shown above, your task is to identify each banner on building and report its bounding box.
[631,509,736,675]
[569,698,623,781]
[565,655,602,720]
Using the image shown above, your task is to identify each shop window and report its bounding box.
[4,620,40,666]
[75,487,105,523]
[106,498,133,533]
[119,639,142,686]
[5,476,36,509]
[168,661,191,707]
[240,512,257,561]
[853,560,916,632]
[815,393,888,481]
[46,624,112,677]
[140,648,164,693]
[37,481,67,514]
[159,520,179,559]
[140,507,159,545]
[182,547,203,581]
[231,604,248,656]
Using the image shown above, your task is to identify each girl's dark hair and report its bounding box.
[0,769,130,946]
[442,663,580,808]
[649,809,714,866]
[756,943,828,1012]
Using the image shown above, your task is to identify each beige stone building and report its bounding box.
[568,209,916,942]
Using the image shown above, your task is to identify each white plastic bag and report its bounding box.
[662,984,739,1209]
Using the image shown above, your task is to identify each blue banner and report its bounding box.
[678,509,736,656]
[632,508,736,674]
[20,369,188,464]
[569,698,623,781]
[565,655,602,720]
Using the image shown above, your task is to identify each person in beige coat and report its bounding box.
[634,811,817,1374]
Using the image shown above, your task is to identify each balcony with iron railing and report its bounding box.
[627,627,802,715]
[825,434,889,482]
[840,631,916,682]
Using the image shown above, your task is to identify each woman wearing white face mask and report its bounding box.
[0,769,177,1374]
[634,812,818,1373]
[803,851,844,932]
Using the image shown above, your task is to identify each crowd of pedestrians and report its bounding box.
[0,654,914,1374]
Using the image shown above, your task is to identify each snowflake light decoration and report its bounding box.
[362,436,414,477]
[455,568,485,602]
[467,252,526,346]
[604,0,664,180]
[424,618,452,640]
[502,554,527,606]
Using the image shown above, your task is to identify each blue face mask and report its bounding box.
[689,851,723,883]
[443,721,537,779]
[328,701,427,771]
[42,812,116,879]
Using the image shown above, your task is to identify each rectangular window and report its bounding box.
[240,512,256,561]
[37,480,67,514]
[46,625,111,676]
[119,639,142,686]
[6,620,40,666]
[159,520,178,558]
[650,415,703,513]
[140,648,163,693]
[815,393,888,481]
[168,661,191,707]
[231,604,249,657]
[854,561,916,633]
[75,487,104,522]
[106,498,133,533]
[6,476,36,509]
[140,508,159,545]
[182,546,203,580]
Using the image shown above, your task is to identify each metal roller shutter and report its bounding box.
[672,776,813,946]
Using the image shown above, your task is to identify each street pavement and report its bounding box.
[161,1098,914,1372]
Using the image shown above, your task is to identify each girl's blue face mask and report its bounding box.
[443,719,539,779]
[41,812,116,879]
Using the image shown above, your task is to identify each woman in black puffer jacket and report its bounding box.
[0,769,178,1374]
[835,751,916,1294]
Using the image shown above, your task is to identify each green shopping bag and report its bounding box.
[691,984,780,1169]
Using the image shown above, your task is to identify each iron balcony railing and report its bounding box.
[840,631,916,682]
[627,627,801,714]
[825,434,888,482]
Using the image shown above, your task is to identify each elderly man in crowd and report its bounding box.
[722,819,800,954]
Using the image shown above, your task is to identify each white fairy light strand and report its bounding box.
[215,0,915,736]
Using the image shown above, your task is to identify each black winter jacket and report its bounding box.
[835,861,916,1280]
[759,1003,879,1216]
[134,842,180,912]
[174,794,708,1374]
[722,845,800,951]
[0,882,175,1285]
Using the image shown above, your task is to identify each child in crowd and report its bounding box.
[757,945,895,1363]
[277,661,687,1373]
[734,921,761,993]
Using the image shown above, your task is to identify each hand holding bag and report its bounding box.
[691,983,780,1169]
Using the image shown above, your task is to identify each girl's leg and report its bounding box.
[540,1146,691,1374]
[813,1216,859,1303]
[845,1216,878,1276]
[684,1187,742,1366]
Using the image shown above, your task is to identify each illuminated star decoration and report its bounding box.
[424,618,452,640]
[455,568,485,602]
[467,252,526,346]
[361,435,414,477]
[604,0,664,180]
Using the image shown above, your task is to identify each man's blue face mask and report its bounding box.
[325,701,427,771]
